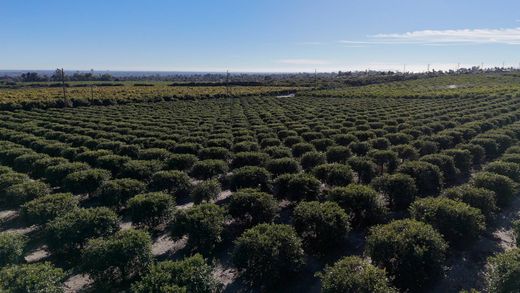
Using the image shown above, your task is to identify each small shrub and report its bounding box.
[128,192,174,228]
[191,179,221,203]
[472,172,516,207]
[300,151,326,171]
[190,160,228,180]
[131,254,219,293]
[231,152,268,169]
[228,189,278,227]
[82,229,153,286]
[485,161,520,182]
[150,170,192,197]
[293,201,349,252]
[232,224,304,286]
[121,160,165,180]
[366,219,447,291]
[166,153,198,171]
[3,180,50,207]
[266,158,299,177]
[312,163,353,186]
[326,146,351,163]
[317,256,397,293]
[0,232,26,266]
[171,203,225,253]
[443,185,497,219]
[21,193,79,225]
[372,173,417,211]
[328,184,388,228]
[96,178,147,208]
[63,169,112,194]
[347,157,377,184]
[486,248,520,293]
[410,197,485,246]
[285,173,321,201]
[397,161,443,196]
[46,207,120,254]
[229,166,270,191]
[0,262,65,293]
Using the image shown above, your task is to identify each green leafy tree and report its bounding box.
[128,192,174,228]
[317,256,397,293]
[171,203,225,253]
[46,207,120,254]
[232,224,304,287]
[0,262,65,293]
[81,229,153,286]
[292,201,349,252]
[366,219,447,291]
[0,232,27,266]
[131,254,219,293]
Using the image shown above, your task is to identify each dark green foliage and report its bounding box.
[420,154,460,184]
[410,197,485,246]
[171,203,225,253]
[312,163,353,186]
[366,219,447,291]
[46,207,120,254]
[96,154,131,174]
[326,146,352,163]
[0,232,27,266]
[317,256,397,293]
[82,229,153,286]
[443,185,497,219]
[190,160,228,180]
[44,162,90,186]
[349,141,370,156]
[150,170,192,197]
[472,172,516,207]
[96,178,147,208]
[459,143,486,165]
[291,142,316,157]
[300,151,326,171]
[232,224,304,286]
[21,193,79,225]
[63,168,112,194]
[198,147,231,161]
[264,146,293,158]
[292,201,349,252]
[328,184,388,228]
[173,143,202,155]
[0,262,65,293]
[397,161,443,196]
[139,148,172,160]
[191,179,221,204]
[229,166,270,191]
[486,248,520,293]
[484,161,520,182]
[12,153,48,174]
[131,254,219,293]
[348,157,377,184]
[275,173,321,201]
[3,180,50,207]
[128,192,174,228]
[231,152,268,169]
[167,153,198,171]
[32,157,69,178]
[266,158,299,177]
[391,144,419,161]
[443,149,473,175]
[121,160,165,180]
[228,189,278,227]
[372,173,417,210]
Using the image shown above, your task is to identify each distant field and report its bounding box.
[313,72,520,98]
[0,81,302,109]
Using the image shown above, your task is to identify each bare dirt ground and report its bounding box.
[431,196,520,292]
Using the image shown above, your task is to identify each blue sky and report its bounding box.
[1,0,520,72]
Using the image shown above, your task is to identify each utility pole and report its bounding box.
[226,70,230,97]
[61,68,66,101]
[314,69,317,89]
